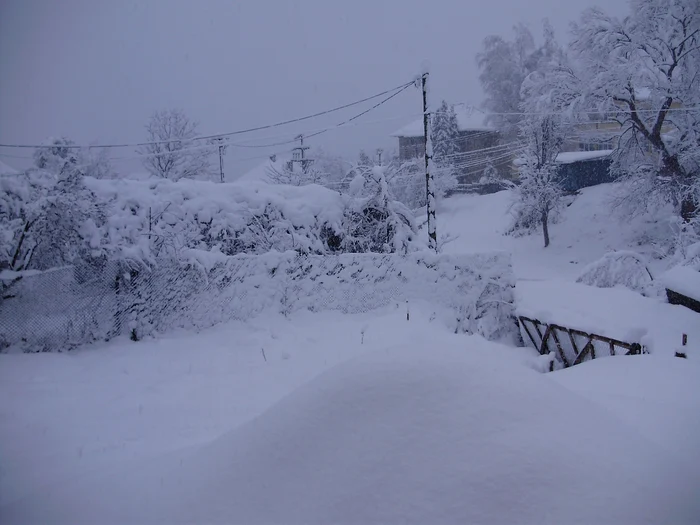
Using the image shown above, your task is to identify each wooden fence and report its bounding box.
[518,316,645,371]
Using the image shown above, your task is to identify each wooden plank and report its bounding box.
[567,330,580,356]
[518,317,541,350]
[539,324,552,356]
[574,340,594,366]
[550,328,571,368]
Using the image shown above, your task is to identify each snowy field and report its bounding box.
[2,184,700,523]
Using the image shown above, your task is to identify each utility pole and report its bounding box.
[292,134,311,173]
[218,142,225,183]
[422,72,437,252]
[210,137,227,182]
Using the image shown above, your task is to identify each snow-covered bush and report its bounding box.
[388,158,456,210]
[342,165,416,253]
[0,251,518,351]
[576,251,654,295]
[0,165,105,272]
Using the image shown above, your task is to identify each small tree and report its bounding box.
[480,159,500,183]
[342,164,416,253]
[431,100,460,162]
[137,109,211,181]
[2,146,105,272]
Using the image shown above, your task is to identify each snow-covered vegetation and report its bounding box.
[1,0,700,522]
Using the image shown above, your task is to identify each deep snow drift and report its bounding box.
[3,341,699,524]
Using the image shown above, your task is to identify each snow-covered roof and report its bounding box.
[556,150,613,164]
[390,107,494,138]
[0,159,19,175]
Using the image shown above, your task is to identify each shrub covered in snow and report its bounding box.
[342,165,416,253]
[576,251,654,295]
[0,251,517,352]
[0,166,105,273]
[1,171,423,275]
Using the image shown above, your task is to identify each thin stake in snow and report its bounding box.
[261,348,267,363]
[421,72,437,252]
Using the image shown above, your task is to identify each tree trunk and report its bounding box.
[542,210,550,248]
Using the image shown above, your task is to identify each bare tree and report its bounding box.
[137,109,211,181]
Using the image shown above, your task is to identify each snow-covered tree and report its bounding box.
[81,147,113,179]
[482,160,498,183]
[32,137,115,180]
[136,109,211,181]
[568,0,700,221]
[265,160,326,186]
[1,156,105,272]
[477,20,561,137]
[357,150,372,168]
[32,137,78,172]
[342,164,416,253]
[511,116,566,247]
[431,100,460,162]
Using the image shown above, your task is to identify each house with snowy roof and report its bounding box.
[391,107,498,162]
[391,107,509,185]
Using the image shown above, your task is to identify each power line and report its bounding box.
[305,83,414,141]
[0,80,416,150]
[440,103,700,118]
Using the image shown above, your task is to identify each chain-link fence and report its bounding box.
[1,252,517,353]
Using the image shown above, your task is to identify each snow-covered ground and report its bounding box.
[2,183,700,523]
[438,183,672,280]
[1,315,698,523]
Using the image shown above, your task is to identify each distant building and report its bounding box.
[390,107,507,184]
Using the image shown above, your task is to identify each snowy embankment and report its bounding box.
[2,329,699,524]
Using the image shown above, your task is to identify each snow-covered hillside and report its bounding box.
[439,183,676,280]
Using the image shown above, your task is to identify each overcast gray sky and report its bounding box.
[0,0,628,178]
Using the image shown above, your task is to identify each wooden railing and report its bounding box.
[518,316,645,371]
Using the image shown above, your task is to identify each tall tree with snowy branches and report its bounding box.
[477,20,560,138]
[137,109,211,181]
[511,42,572,248]
[431,100,460,162]
[567,0,700,221]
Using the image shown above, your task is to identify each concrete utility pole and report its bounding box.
[218,142,225,183]
[422,72,437,252]
[211,137,227,182]
[292,134,311,173]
